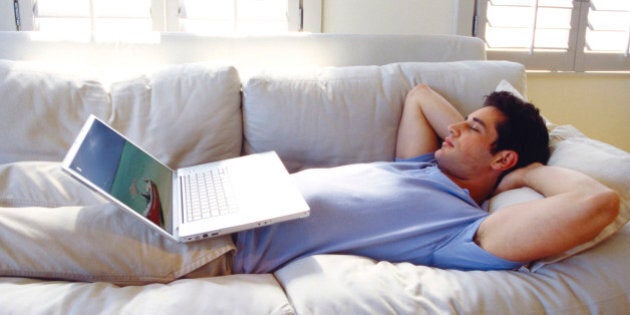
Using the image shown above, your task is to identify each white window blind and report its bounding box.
[586,0,630,52]
[19,0,302,38]
[33,0,152,40]
[179,0,289,34]
[476,0,630,72]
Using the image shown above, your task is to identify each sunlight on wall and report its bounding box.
[527,73,630,152]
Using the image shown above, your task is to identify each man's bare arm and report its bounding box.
[476,163,620,262]
[396,84,464,159]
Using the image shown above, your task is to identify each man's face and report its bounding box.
[435,106,505,179]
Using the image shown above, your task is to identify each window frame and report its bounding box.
[14,0,322,35]
[475,0,630,72]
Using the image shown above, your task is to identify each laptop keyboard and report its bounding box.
[180,166,239,223]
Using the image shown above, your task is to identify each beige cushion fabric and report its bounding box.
[0,61,243,285]
[0,161,235,285]
[0,275,294,314]
[0,60,110,164]
[242,61,525,173]
[109,63,243,168]
[277,223,630,315]
[536,125,630,268]
[0,161,104,208]
[0,61,243,167]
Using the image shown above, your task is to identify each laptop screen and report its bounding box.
[67,119,173,231]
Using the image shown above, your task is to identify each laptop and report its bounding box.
[62,115,310,242]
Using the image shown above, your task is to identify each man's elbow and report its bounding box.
[565,187,621,247]
[591,188,620,228]
[405,83,432,101]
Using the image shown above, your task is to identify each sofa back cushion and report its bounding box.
[242,60,526,172]
[107,63,243,168]
[0,61,243,168]
[0,60,111,164]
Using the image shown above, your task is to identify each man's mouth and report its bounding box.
[443,138,454,148]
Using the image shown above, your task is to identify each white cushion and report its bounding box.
[0,162,235,285]
[0,60,110,164]
[242,61,525,172]
[0,161,104,208]
[108,63,243,168]
[277,222,630,314]
[0,275,294,314]
[538,125,630,267]
[243,65,403,172]
[0,61,243,167]
[395,61,526,116]
[494,78,526,100]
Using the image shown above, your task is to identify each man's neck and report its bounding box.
[443,173,498,205]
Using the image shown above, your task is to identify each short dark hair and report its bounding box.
[484,91,550,170]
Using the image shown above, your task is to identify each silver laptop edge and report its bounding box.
[62,115,310,243]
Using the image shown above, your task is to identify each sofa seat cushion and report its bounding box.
[276,224,630,315]
[0,274,294,315]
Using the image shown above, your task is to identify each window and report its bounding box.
[15,0,310,39]
[476,0,630,72]
[32,0,153,40]
[179,0,289,34]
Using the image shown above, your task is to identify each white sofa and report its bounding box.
[0,32,629,314]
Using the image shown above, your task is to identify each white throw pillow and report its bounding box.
[487,125,630,270]
[494,78,526,100]
[534,125,630,268]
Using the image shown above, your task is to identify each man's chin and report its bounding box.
[435,148,444,159]
[434,150,450,169]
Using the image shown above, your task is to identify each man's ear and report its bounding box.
[492,150,518,171]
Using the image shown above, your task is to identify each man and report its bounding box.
[230,84,619,274]
[395,84,619,264]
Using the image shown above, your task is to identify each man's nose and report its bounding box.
[448,122,463,136]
